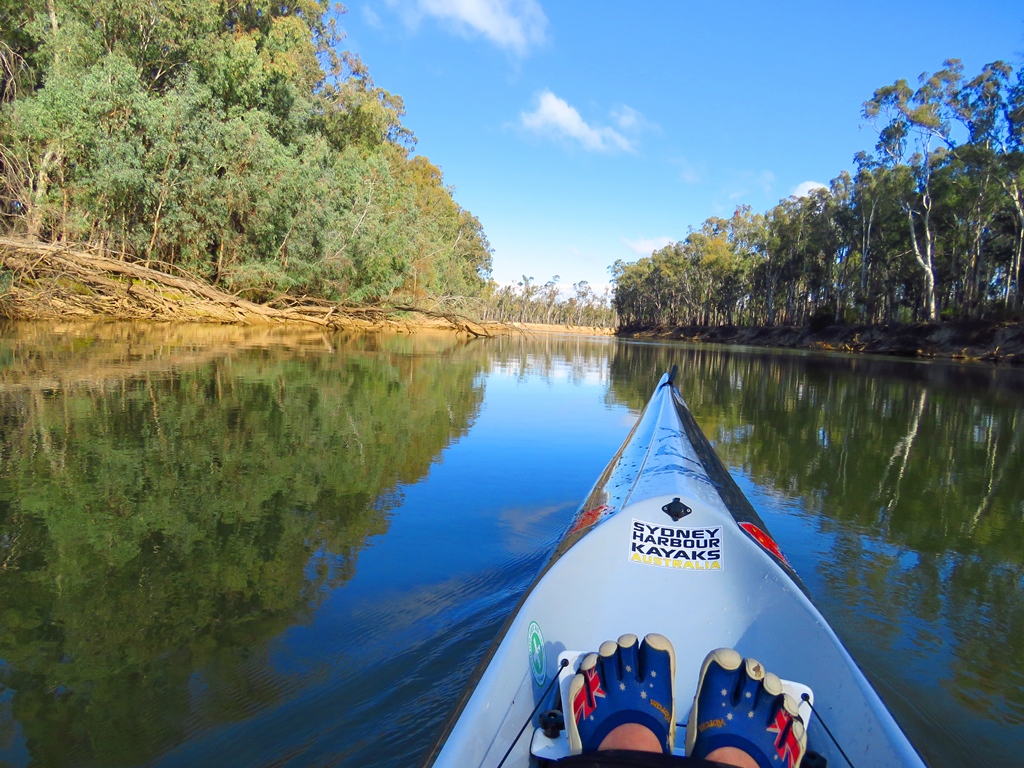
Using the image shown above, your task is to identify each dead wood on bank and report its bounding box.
[0,237,498,336]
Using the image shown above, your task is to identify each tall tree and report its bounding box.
[864,64,963,321]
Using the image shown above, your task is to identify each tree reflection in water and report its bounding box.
[609,344,1024,763]
[0,324,486,767]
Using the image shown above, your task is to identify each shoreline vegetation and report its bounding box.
[0,236,498,336]
[3,234,1022,363]
[3,5,1023,364]
[0,3,616,331]
[0,236,615,338]
[619,321,1024,365]
[0,3,496,314]
[610,58,1024,352]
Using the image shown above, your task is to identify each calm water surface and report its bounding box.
[0,323,1021,768]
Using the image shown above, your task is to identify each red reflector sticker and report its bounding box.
[739,522,792,568]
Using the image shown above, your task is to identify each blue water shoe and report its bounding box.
[567,633,676,755]
[685,648,806,768]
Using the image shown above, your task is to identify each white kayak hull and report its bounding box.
[426,370,925,767]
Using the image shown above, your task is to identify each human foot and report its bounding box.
[685,648,806,768]
[567,633,676,755]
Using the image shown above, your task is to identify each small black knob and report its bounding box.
[539,709,564,738]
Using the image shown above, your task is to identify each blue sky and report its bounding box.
[340,1,1024,294]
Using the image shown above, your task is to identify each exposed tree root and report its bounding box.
[0,237,500,336]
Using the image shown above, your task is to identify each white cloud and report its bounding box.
[520,91,633,152]
[394,0,548,55]
[612,105,641,130]
[622,236,673,256]
[362,4,383,27]
[792,180,828,197]
[666,155,700,184]
[610,105,658,134]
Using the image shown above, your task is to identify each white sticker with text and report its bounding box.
[629,519,723,570]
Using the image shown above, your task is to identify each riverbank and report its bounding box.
[0,238,623,338]
[620,322,1024,364]
[509,321,616,336]
[0,237,507,336]
[0,238,626,339]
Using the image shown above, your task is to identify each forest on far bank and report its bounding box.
[613,58,1024,330]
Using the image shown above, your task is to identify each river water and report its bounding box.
[0,323,1021,768]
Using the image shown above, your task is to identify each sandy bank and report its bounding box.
[508,322,616,336]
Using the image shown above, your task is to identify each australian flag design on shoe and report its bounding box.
[686,648,807,768]
[566,633,676,755]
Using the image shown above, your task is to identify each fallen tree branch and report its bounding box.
[0,236,507,337]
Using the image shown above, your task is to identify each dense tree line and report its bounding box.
[614,59,1024,328]
[0,1,492,303]
[478,274,617,327]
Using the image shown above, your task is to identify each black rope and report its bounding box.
[801,693,856,768]
[496,658,570,768]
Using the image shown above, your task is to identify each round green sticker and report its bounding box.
[528,621,546,686]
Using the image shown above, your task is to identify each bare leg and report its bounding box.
[597,723,663,752]
[599,724,758,767]
[704,747,758,768]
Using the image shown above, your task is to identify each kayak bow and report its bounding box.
[426,368,925,767]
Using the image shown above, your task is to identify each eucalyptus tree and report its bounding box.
[795,186,845,324]
[850,154,887,321]
[569,280,597,325]
[765,196,816,324]
[539,276,561,324]
[477,275,615,327]
[682,217,739,325]
[828,172,861,323]
[642,242,684,325]
[612,255,660,327]
[725,206,766,324]
[863,64,965,321]
[946,60,1024,311]
[862,59,1024,321]
[930,60,1011,316]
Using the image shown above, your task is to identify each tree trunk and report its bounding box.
[998,178,1024,311]
[860,198,876,322]
[905,202,939,322]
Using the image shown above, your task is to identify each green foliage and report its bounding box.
[0,1,491,304]
[0,265,12,314]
